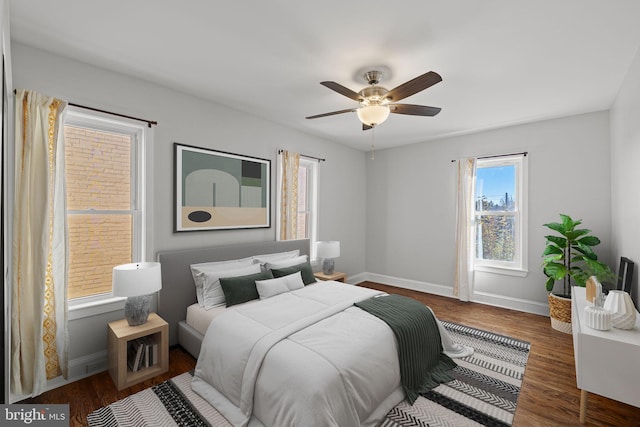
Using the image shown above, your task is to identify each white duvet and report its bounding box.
[191,281,470,427]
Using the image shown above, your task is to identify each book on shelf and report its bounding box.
[127,337,159,371]
[127,339,145,372]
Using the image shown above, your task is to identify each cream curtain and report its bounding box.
[12,89,69,396]
[454,158,476,302]
[279,150,300,240]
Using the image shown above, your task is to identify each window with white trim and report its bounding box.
[473,154,527,275]
[64,109,147,302]
[277,155,318,258]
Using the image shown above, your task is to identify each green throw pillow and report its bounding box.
[271,262,315,285]
[219,270,274,307]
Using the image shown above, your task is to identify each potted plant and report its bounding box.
[542,214,614,333]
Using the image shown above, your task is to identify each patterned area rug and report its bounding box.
[88,321,530,427]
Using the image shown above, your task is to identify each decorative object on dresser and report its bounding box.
[583,277,611,330]
[615,256,634,293]
[112,262,162,326]
[603,290,637,330]
[541,214,614,333]
[174,143,270,232]
[316,240,340,274]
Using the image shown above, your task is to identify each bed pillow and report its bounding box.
[271,261,316,285]
[190,257,254,306]
[201,263,262,309]
[252,249,300,266]
[265,255,308,270]
[255,271,305,299]
[219,270,274,307]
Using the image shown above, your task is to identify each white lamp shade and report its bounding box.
[357,105,390,126]
[317,241,340,258]
[112,262,162,297]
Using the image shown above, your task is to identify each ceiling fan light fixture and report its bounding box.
[357,105,390,126]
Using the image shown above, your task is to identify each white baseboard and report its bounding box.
[358,272,455,298]
[353,272,549,317]
[10,350,108,403]
[47,351,108,395]
[473,291,549,316]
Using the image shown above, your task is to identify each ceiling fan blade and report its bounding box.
[306,108,356,119]
[320,81,363,101]
[384,71,442,102]
[389,104,441,116]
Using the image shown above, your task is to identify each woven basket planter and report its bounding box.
[548,293,572,334]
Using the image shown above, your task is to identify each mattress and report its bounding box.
[185,303,229,336]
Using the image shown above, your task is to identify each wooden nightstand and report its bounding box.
[314,271,347,283]
[107,312,169,390]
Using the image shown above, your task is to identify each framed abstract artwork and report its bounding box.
[174,143,270,231]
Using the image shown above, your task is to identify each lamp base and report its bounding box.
[124,294,151,326]
[322,258,335,275]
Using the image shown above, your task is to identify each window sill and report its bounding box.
[474,265,528,277]
[68,296,126,320]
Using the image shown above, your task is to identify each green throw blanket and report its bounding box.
[355,294,456,404]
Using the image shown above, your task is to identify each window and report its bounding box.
[64,109,147,302]
[277,155,318,258]
[296,158,317,241]
[473,154,527,275]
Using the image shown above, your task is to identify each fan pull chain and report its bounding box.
[370,128,375,160]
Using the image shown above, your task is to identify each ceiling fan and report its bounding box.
[306,69,442,130]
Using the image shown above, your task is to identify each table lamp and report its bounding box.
[112,262,162,326]
[317,241,340,275]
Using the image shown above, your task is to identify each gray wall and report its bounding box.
[11,42,367,377]
[365,111,612,314]
[610,45,640,308]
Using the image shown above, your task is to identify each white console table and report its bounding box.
[572,287,640,423]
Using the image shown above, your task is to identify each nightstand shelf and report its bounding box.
[108,312,169,390]
[314,271,347,283]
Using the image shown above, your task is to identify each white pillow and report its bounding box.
[201,263,262,310]
[255,271,305,299]
[265,254,308,270]
[251,250,300,264]
[191,257,254,306]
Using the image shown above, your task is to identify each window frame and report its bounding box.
[473,154,528,277]
[64,108,150,315]
[276,154,319,260]
[299,157,318,259]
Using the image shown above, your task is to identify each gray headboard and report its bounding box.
[156,239,310,346]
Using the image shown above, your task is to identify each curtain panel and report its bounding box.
[279,150,300,240]
[12,89,69,396]
[454,158,476,302]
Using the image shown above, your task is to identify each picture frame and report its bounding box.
[174,143,270,232]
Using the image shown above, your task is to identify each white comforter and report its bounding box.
[191,281,473,427]
[191,282,405,427]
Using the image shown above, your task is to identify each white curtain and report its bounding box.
[454,158,476,302]
[279,150,300,240]
[12,89,69,396]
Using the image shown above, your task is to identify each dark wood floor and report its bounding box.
[24,282,640,426]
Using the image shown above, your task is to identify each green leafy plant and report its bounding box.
[542,214,614,297]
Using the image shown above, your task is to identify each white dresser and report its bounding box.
[572,286,640,423]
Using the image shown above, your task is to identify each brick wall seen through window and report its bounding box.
[65,126,133,299]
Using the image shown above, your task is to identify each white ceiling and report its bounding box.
[9,0,640,151]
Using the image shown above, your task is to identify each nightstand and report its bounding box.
[314,271,347,283]
[107,312,169,390]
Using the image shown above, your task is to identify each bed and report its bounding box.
[157,239,471,426]
[157,238,311,357]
